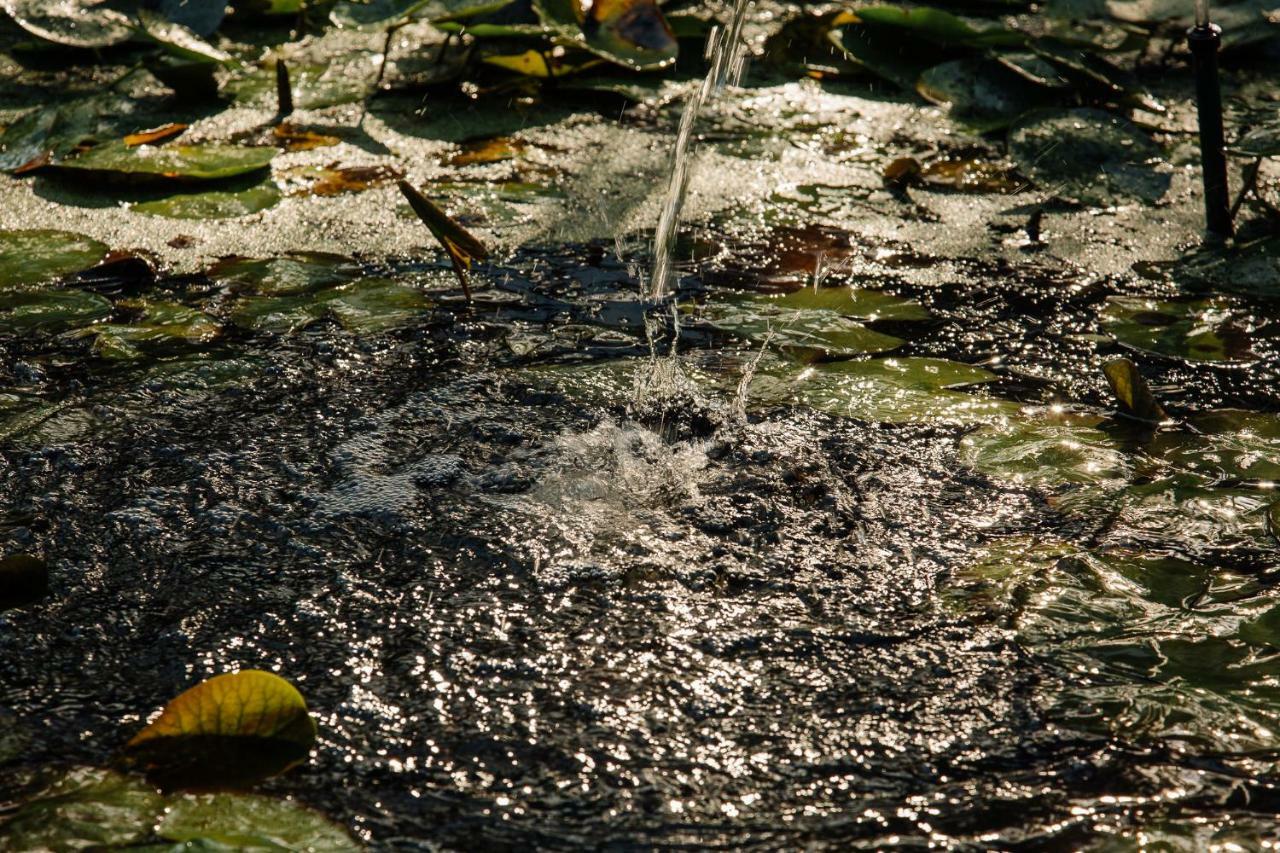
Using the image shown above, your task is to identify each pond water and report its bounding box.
[3,0,1280,848]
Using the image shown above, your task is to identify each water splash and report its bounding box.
[648,0,751,299]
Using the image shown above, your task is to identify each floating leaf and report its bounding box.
[0,288,113,335]
[1101,296,1256,363]
[131,182,283,219]
[1030,39,1162,113]
[845,6,1023,48]
[581,0,679,70]
[918,158,1024,193]
[0,553,49,611]
[752,355,1017,424]
[1102,357,1165,422]
[230,277,433,333]
[709,302,905,360]
[399,180,489,301]
[58,141,276,182]
[210,253,361,295]
[1,0,134,47]
[273,123,340,152]
[0,229,108,288]
[1150,410,1280,481]
[124,670,318,790]
[137,8,235,65]
[961,410,1131,486]
[0,767,358,851]
[71,301,221,361]
[755,286,930,322]
[1008,108,1168,205]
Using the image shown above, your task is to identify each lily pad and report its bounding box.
[0,767,358,851]
[123,670,318,790]
[961,410,1131,486]
[751,286,930,322]
[1101,296,1256,363]
[58,141,276,182]
[1,0,134,47]
[73,301,221,361]
[752,356,1018,424]
[1150,410,1280,481]
[0,229,108,288]
[709,302,904,361]
[1008,108,1168,205]
[210,253,361,295]
[137,8,234,65]
[917,57,1051,131]
[0,287,113,335]
[131,182,283,219]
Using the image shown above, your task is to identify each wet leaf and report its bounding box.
[751,287,930,322]
[281,164,402,197]
[918,158,1024,193]
[961,410,1131,486]
[131,182,283,219]
[399,180,489,300]
[75,301,221,361]
[210,253,361,295]
[57,141,276,182]
[1150,410,1280,481]
[152,0,229,35]
[844,6,1024,49]
[125,123,189,147]
[0,229,108,288]
[273,123,341,152]
[1101,297,1256,363]
[480,48,600,78]
[226,61,372,110]
[449,137,526,166]
[1,0,134,47]
[917,58,1051,131]
[138,8,235,65]
[753,355,1018,425]
[1102,357,1166,422]
[123,670,317,790]
[580,0,679,70]
[1008,108,1169,205]
[709,302,904,360]
[0,767,358,851]
[0,288,113,335]
[0,552,49,611]
[230,277,433,333]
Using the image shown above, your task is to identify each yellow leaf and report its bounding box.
[1102,357,1165,423]
[123,670,317,790]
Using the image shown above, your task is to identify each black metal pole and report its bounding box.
[1187,23,1233,240]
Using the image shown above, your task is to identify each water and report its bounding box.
[647,0,752,299]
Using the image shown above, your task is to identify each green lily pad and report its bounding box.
[329,0,501,27]
[137,8,234,65]
[960,409,1131,486]
[131,182,282,219]
[210,253,361,295]
[751,356,1018,424]
[752,286,930,322]
[225,60,374,110]
[1,0,134,47]
[0,229,108,288]
[708,302,904,361]
[1150,410,1280,481]
[58,141,276,182]
[230,277,433,333]
[848,6,1023,48]
[73,302,221,361]
[1029,38,1162,113]
[1008,108,1168,205]
[0,288,113,335]
[0,767,358,851]
[1100,296,1256,363]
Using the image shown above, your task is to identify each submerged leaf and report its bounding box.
[124,670,317,790]
[1101,296,1256,363]
[399,180,489,301]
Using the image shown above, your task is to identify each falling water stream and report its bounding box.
[647,0,752,300]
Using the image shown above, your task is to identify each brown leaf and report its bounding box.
[124,124,188,147]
